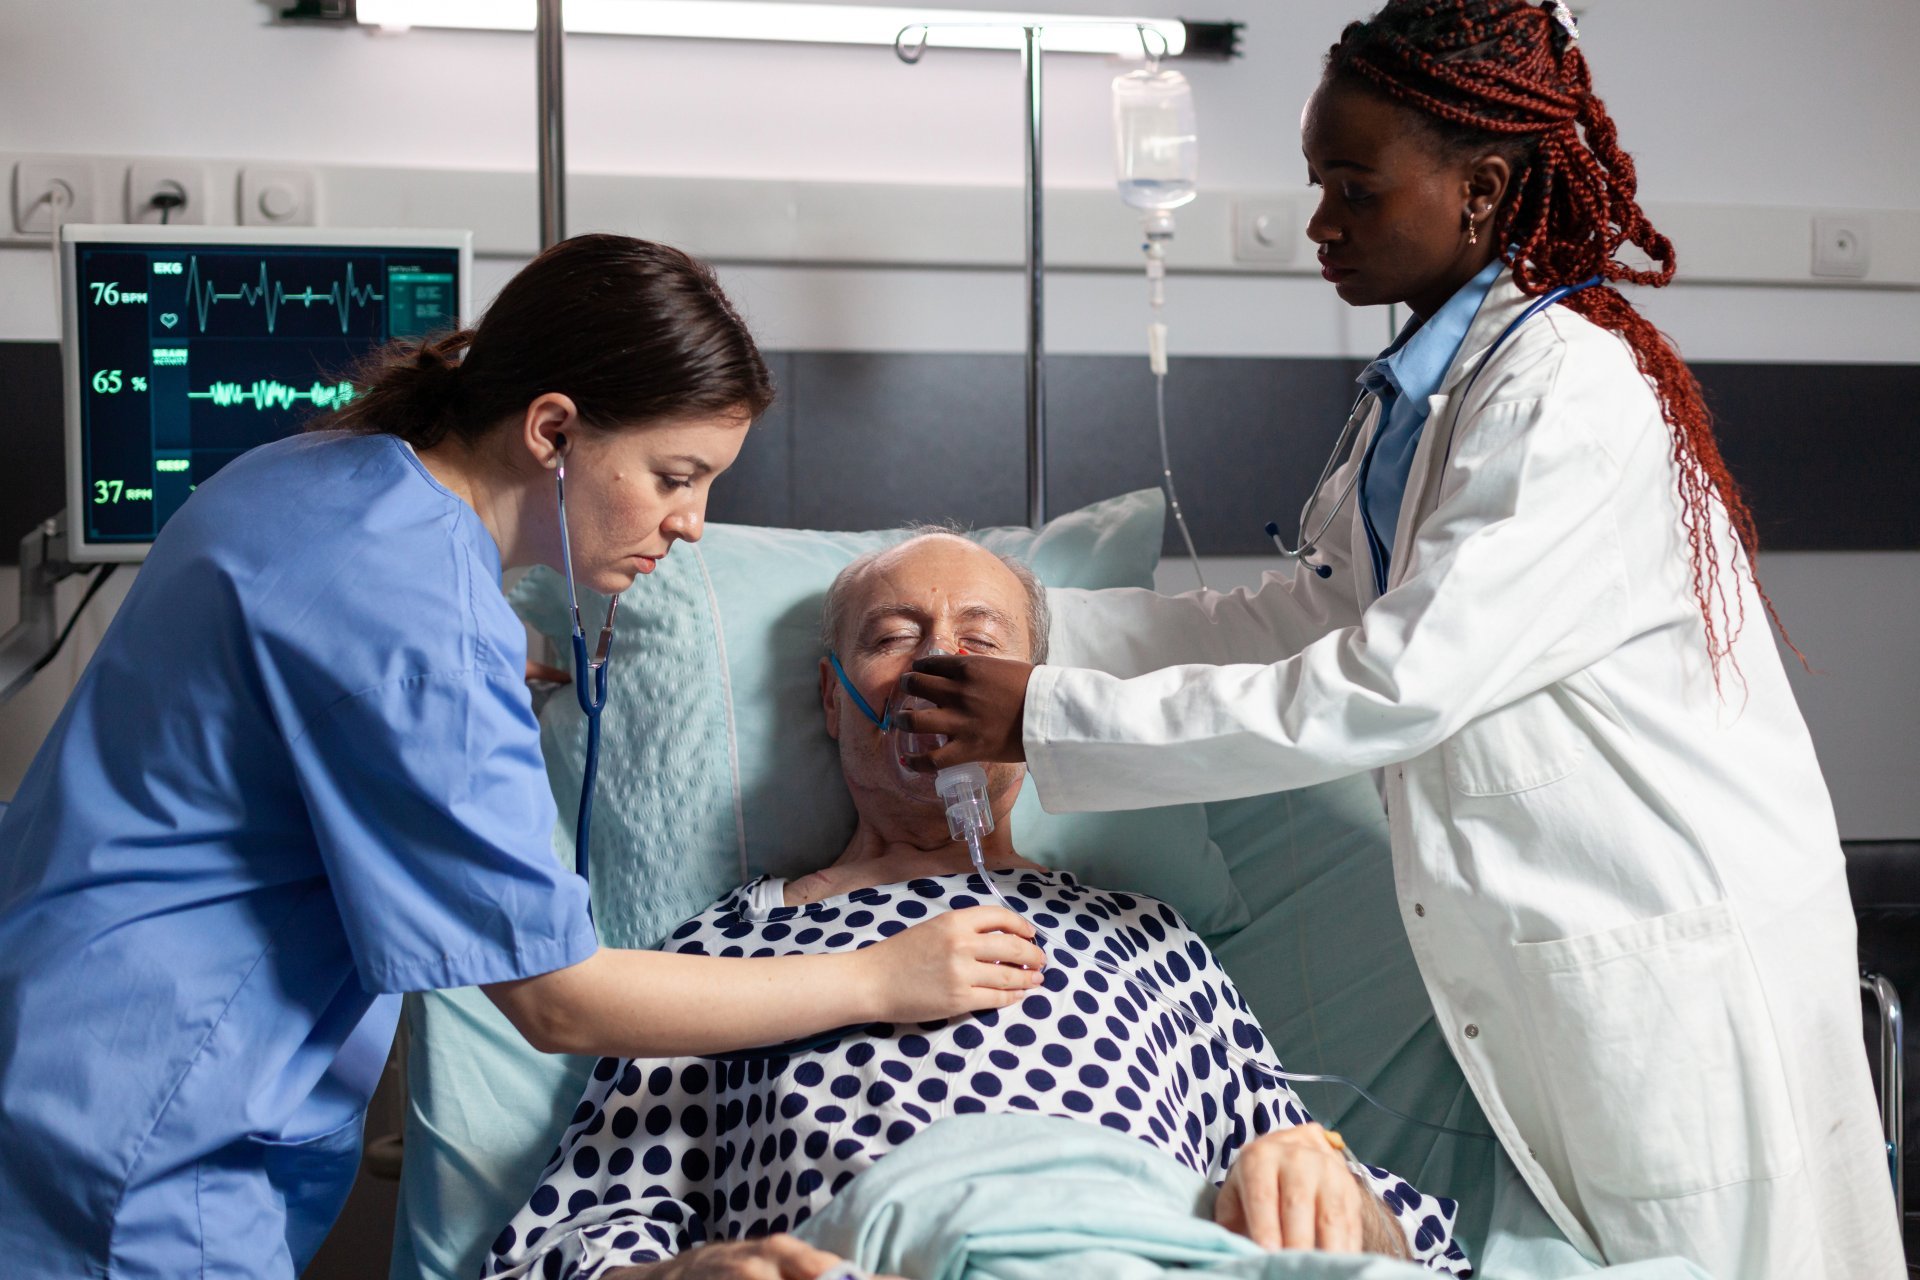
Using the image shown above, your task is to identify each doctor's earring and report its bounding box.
[1465,212,1480,247]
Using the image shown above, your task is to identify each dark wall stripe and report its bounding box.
[1,340,1914,564]
[0,342,65,566]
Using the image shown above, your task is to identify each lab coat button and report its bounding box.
[1464,1023,1479,1039]
[1414,903,1425,917]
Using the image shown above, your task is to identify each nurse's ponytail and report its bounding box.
[325,234,773,452]
[1326,0,1799,686]
[330,328,476,449]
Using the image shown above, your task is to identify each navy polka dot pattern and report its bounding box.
[483,870,1469,1278]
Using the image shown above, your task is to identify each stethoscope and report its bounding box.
[554,439,620,890]
[1266,276,1600,579]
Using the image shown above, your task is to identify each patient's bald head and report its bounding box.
[820,531,1050,666]
[817,533,1046,820]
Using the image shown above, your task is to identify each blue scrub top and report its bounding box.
[0,431,597,1277]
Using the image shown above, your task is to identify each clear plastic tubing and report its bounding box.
[959,808,1490,1142]
[893,646,1488,1140]
[1112,67,1198,213]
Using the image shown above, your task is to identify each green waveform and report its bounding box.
[187,379,358,411]
[182,256,385,335]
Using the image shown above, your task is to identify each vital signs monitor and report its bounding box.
[60,224,472,562]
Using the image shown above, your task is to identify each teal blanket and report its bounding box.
[794,1114,1711,1280]
[794,1113,1441,1280]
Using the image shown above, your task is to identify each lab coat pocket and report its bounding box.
[1512,900,1801,1201]
[1441,686,1587,796]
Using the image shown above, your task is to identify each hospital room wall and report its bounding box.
[2,0,1918,846]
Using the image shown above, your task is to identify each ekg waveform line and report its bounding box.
[179,256,385,334]
[187,380,358,411]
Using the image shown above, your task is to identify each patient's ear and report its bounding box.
[819,658,841,740]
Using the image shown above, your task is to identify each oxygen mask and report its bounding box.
[887,647,995,844]
[824,644,994,847]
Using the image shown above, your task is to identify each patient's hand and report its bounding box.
[1215,1124,1409,1259]
[604,1234,891,1279]
[856,905,1047,1023]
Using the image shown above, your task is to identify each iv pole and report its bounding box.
[537,0,566,250]
[896,22,1171,529]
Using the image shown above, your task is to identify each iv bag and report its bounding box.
[1112,67,1198,212]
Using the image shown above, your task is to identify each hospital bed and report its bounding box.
[385,488,1909,1280]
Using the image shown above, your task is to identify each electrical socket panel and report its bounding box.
[126,160,210,225]
[13,158,97,234]
[1811,215,1870,279]
[241,167,317,227]
[1233,198,1298,264]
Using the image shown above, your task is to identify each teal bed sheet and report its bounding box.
[796,1112,1706,1280]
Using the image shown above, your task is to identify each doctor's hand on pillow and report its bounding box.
[1215,1124,1410,1259]
[604,1234,898,1280]
[894,653,1035,771]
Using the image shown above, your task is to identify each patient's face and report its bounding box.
[823,536,1031,816]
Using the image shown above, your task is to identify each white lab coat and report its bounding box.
[1025,271,1904,1278]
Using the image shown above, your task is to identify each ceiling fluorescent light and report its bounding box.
[354,0,1188,56]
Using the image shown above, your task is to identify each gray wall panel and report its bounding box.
[776,353,1028,533]
[1696,362,1920,551]
[1047,355,1364,555]
[703,351,795,529]
[2,341,1915,561]
[0,343,64,560]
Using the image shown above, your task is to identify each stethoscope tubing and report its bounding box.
[1270,276,1601,576]
[556,457,619,892]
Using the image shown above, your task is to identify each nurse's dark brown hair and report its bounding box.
[325,233,773,447]
[1327,0,1796,682]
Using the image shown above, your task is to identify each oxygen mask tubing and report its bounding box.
[825,644,1489,1142]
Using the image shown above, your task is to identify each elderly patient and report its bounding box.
[486,535,1470,1280]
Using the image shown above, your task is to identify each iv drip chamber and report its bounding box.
[1112,67,1198,213]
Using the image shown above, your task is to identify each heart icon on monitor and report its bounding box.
[159,313,179,329]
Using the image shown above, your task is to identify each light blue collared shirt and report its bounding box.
[1356,258,1504,592]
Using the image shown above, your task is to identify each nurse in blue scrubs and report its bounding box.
[0,234,1045,1278]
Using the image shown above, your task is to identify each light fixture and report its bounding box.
[352,0,1193,57]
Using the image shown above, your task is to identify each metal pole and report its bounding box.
[1862,972,1905,1224]
[1021,25,1046,528]
[537,0,566,249]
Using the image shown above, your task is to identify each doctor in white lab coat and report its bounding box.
[896,4,1905,1276]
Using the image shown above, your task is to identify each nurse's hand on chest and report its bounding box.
[894,653,1035,771]
[483,905,1045,1060]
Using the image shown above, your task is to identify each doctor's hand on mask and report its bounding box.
[892,653,1035,772]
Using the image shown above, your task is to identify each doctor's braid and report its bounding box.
[1329,0,1801,684]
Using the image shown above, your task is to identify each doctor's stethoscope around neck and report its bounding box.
[554,434,619,895]
[1267,275,1600,580]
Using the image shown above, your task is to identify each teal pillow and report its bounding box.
[393,488,1249,1280]
[513,485,1248,941]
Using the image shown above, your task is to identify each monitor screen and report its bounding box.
[61,225,471,561]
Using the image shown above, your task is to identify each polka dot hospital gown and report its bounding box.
[484,870,1471,1278]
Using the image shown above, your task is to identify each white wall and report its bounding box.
[4,0,1920,359]
[5,0,1919,203]
[1,0,1916,835]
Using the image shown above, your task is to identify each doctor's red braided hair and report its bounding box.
[1328,0,1798,683]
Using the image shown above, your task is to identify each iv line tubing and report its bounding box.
[1155,369,1205,589]
[961,825,1494,1143]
